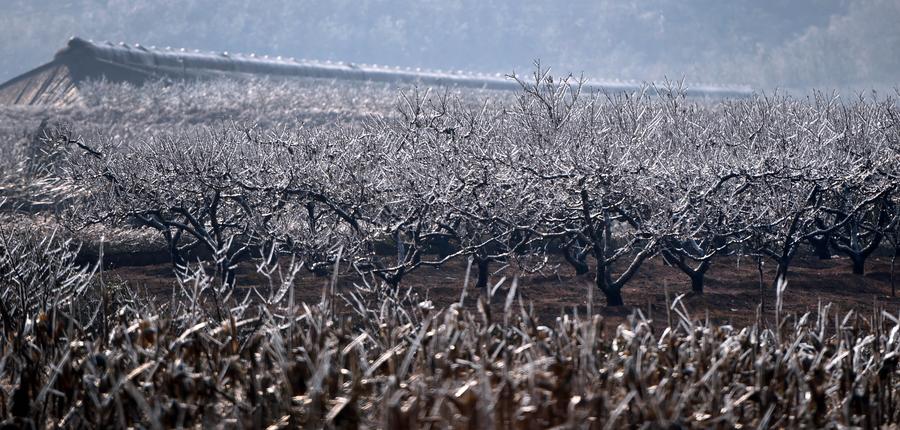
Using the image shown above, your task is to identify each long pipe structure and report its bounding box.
[0,37,752,105]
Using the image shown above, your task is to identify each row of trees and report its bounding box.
[55,73,900,306]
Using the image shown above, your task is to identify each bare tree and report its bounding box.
[505,69,670,305]
[43,68,900,310]
[58,128,286,287]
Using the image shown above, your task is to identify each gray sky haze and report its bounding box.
[1,0,898,91]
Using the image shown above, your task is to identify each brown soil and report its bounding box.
[106,251,900,330]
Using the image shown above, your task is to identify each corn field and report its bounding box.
[1,223,899,428]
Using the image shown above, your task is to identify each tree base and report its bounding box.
[602,288,624,307]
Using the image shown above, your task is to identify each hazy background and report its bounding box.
[1,0,898,91]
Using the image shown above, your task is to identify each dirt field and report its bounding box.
[107,251,899,329]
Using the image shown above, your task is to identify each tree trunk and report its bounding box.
[169,241,186,269]
[808,235,832,259]
[433,236,453,259]
[563,246,590,275]
[690,272,704,294]
[663,249,711,294]
[851,254,866,275]
[602,286,624,307]
[594,265,625,306]
[834,228,883,276]
[162,229,186,269]
[773,255,792,290]
[475,257,490,294]
[386,270,403,288]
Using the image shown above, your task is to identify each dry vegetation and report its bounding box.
[2,224,900,428]
[0,74,899,428]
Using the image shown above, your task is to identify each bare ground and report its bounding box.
[105,251,900,329]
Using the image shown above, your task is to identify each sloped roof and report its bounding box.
[0,37,752,106]
[0,61,80,106]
